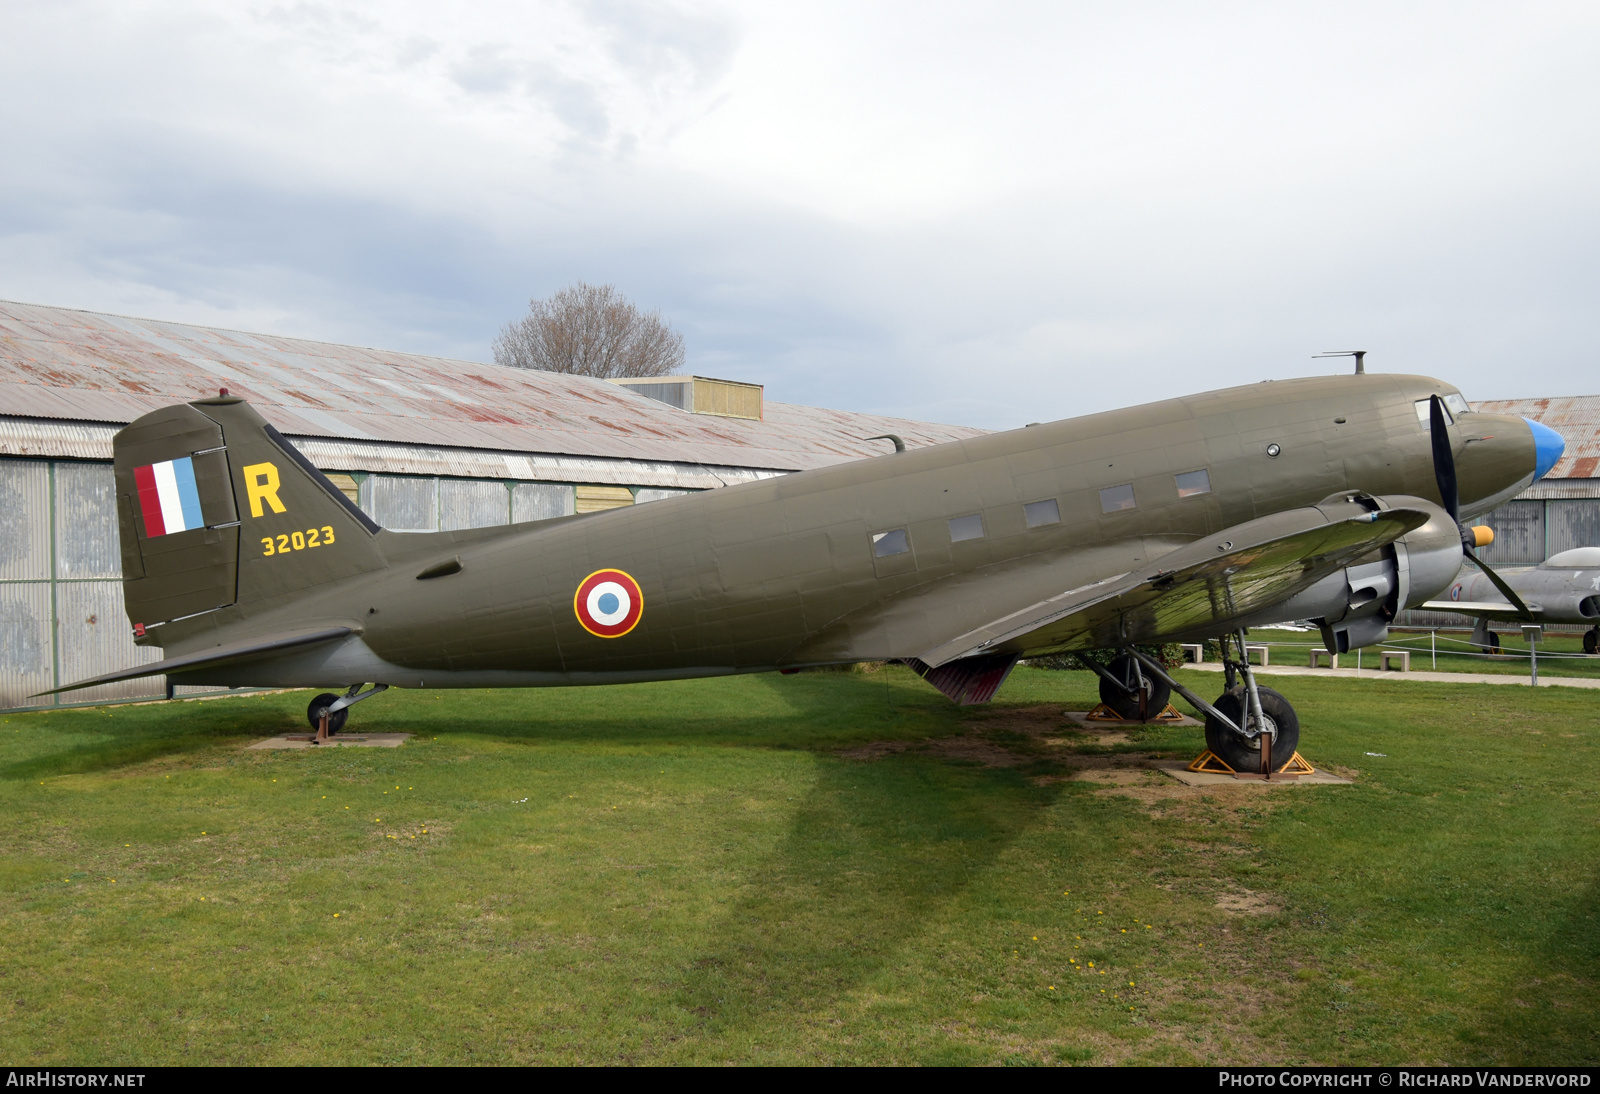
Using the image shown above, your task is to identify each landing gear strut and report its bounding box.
[1123,632,1302,776]
[306,683,389,744]
[1093,652,1172,721]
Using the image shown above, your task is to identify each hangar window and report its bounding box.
[1023,499,1060,528]
[872,529,911,557]
[948,514,985,542]
[1175,469,1211,498]
[1099,484,1137,513]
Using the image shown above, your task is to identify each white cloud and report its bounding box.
[1,1,1598,428]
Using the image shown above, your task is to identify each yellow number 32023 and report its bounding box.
[261,526,336,557]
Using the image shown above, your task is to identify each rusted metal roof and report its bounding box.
[1473,396,1600,480]
[0,301,985,471]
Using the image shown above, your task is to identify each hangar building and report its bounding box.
[0,301,984,711]
[1396,396,1600,633]
[1470,397,1600,566]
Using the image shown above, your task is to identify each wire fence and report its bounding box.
[1246,630,1600,669]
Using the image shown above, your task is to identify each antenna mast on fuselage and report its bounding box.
[1314,350,1367,375]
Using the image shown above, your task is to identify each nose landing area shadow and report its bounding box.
[660,750,1060,1055]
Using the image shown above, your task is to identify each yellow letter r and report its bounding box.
[242,462,287,518]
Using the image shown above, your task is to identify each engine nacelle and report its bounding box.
[1260,495,1462,654]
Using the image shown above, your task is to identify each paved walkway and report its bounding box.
[1181,661,1600,689]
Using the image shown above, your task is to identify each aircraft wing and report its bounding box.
[1418,600,1543,622]
[918,505,1430,668]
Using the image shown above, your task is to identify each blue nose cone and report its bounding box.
[1524,418,1565,481]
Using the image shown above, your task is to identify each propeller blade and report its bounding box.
[1462,552,1536,621]
[1429,394,1459,524]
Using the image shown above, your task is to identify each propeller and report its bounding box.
[1429,395,1535,620]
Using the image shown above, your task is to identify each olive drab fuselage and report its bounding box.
[117,371,1539,692]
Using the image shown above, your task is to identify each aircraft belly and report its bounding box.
[170,634,750,690]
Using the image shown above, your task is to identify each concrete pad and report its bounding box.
[1062,710,1202,728]
[1153,759,1352,787]
[248,733,412,750]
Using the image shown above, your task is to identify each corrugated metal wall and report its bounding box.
[1476,497,1600,566]
[0,458,166,710]
[513,483,576,522]
[1547,499,1600,555]
[362,475,581,531]
[1477,500,1545,565]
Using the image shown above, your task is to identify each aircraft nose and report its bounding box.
[1524,417,1565,481]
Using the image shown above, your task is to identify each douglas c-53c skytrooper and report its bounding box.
[48,367,1565,773]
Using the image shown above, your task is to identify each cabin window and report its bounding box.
[1023,499,1060,528]
[1415,398,1456,428]
[872,529,910,557]
[1099,484,1137,513]
[948,514,985,542]
[1175,469,1211,498]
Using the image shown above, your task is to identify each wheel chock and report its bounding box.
[1187,750,1316,778]
[1276,751,1316,775]
[1187,749,1236,774]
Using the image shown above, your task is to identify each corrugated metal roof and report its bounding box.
[0,418,120,461]
[0,416,783,489]
[1512,477,1600,500]
[0,301,985,471]
[1473,396,1600,479]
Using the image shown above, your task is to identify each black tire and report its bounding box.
[1203,686,1301,773]
[1487,630,1501,651]
[1097,653,1172,722]
[1585,628,1598,655]
[307,692,348,734]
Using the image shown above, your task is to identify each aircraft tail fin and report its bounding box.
[115,396,387,633]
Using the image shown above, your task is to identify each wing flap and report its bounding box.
[921,503,1430,667]
[36,626,354,696]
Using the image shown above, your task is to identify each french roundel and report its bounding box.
[574,568,644,638]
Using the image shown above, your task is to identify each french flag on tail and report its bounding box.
[133,457,205,537]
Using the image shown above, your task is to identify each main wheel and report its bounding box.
[1487,630,1501,651]
[306,692,348,734]
[1585,628,1598,655]
[1097,653,1172,722]
[1203,686,1301,773]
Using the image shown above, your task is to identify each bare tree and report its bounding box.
[492,282,686,378]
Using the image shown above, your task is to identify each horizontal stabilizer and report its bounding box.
[37,626,353,696]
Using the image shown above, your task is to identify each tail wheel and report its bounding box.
[1097,653,1172,722]
[1585,628,1598,655]
[307,692,348,735]
[1204,686,1301,772]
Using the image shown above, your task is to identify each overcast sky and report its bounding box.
[1,2,1596,428]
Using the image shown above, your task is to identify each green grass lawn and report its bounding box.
[1248,630,1600,679]
[2,665,1596,1065]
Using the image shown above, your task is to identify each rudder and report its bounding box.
[115,396,386,633]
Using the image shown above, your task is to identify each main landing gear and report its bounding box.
[1094,652,1172,722]
[1585,626,1599,655]
[1118,632,1303,776]
[305,684,389,744]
